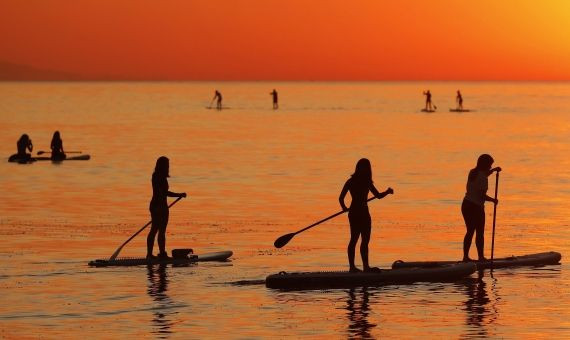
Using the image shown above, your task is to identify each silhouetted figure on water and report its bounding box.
[423,90,434,111]
[147,156,187,259]
[462,154,501,262]
[339,158,394,273]
[270,89,278,109]
[456,90,464,110]
[9,134,34,162]
[50,131,66,161]
[212,90,223,110]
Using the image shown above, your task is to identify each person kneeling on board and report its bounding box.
[339,158,394,273]
[14,134,34,162]
[147,156,187,259]
[50,131,66,160]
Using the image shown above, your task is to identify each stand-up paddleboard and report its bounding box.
[8,154,91,163]
[420,109,436,113]
[88,250,233,267]
[266,262,476,289]
[205,107,231,110]
[449,108,472,112]
[392,251,562,270]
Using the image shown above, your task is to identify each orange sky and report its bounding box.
[1,0,570,80]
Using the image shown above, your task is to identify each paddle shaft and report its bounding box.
[490,171,500,268]
[37,150,81,155]
[109,196,183,261]
[292,196,377,236]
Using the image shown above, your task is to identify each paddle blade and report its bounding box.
[274,233,296,248]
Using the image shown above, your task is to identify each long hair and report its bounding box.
[154,156,170,178]
[351,158,373,186]
[51,131,61,147]
[468,154,494,182]
[18,134,30,144]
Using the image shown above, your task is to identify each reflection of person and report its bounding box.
[50,131,66,160]
[461,154,501,261]
[147,157,187,259]
[461,270,493,338]
[270,89,278,109]
[346,287,376,338]
[339,158,394,272]
[16,134,33,161]
[147,264,174,336]
[456,90,464,110]
[423,90,433,110]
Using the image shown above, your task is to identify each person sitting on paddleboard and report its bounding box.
[423,90,433,111]
[16,134,33,161]
[339,158,394,273]
[462,154,501,262]
[50,131,66,160]
[147,156,187,259]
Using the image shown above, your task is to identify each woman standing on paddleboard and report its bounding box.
[462,154,501,262]
[147,156,186,259]
[339,158,394,272]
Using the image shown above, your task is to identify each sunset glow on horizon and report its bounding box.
[1,0,570,80]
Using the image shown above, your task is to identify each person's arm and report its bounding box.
[28,140,33,152]
[486,166,502,176]
[339,181,349,211]
[167,191,187,198]
[485,195,498,204]
[370,183,394,199]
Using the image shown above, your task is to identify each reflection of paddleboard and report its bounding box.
[206,107,231,110]
[449,108,472,112]
[420,109,436,113]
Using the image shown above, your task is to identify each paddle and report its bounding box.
[109,196,184,261]
[37,150,82,155]
[490,171,500,269]
[274,196,377,248]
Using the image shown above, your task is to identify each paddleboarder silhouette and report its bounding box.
[147,156,187,259]
[270,89,278,109]
[50,131,66,161]
[423,90,434,111]
[212,90,223,110]
[339,158,394,273]
[10,133,33,162]
[461,154,501,262]
[456,90,464,110]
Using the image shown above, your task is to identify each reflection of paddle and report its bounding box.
[490,171,500,270]
[109,196,184,260]
[37,150,82,155]
[208,98,215,109]
[274,196,377,248]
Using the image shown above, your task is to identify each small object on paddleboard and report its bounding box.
[265,262,476,289]
[420,109,436,113]
[391,251,562,270]
[88,250,233,267]
[449,108,472,112]
[172,248,193,259]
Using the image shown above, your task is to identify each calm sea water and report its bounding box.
[0,82,569,339]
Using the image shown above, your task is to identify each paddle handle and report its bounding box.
[109,196,184,261]
[490,171,500,266]
[293,196,377,235]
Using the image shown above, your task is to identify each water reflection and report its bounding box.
[345,287,377,339]
[460,270,499,338]
[147,264,174,338]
